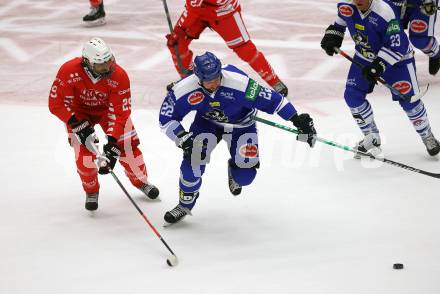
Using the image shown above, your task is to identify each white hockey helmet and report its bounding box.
[82,37,115,76]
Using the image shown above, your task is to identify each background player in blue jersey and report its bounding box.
[320,0,440,157]
[159,52,317,224]
[388,0,440,75]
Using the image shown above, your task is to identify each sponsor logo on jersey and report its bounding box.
[188,91,204,105]
[386,19,401,35]
[107,79,119,88]
[410,20,428,33]
[239,144,258,158]
[209,101,220,107]
[368,16,378,26]
[355,24,365,31]
[339,5,353,17]
[220,91,234,100]
[392,81,412,95]
[245,79,261,101]
[118,88,130,95]
[79,89,108,106]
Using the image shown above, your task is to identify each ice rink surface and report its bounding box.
[1,0,440,293]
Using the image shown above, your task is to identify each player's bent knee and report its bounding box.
[233,41,258,62]
[344,87,367,108]
[231,166,257,186]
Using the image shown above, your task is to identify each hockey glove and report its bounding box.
[320,24,345,56]
[98,136,121,175]
[362,58,386,83]
[68,115,97,146]
[290,113,317,148]
[421,0,437,16]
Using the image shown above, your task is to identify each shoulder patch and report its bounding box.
[386,19,400,35]
[339,5,353,17]
[245,79,261,101]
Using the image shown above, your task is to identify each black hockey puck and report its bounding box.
[393,263,404,269]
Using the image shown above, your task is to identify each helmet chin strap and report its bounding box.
[81,57,113,79]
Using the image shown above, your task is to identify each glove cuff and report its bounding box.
[71,120,91,133]
[289,113,300,127]
[325,24,345,38]
[175,131,192,148]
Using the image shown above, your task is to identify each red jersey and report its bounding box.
[48,57,132,140]
[186,0,240,18]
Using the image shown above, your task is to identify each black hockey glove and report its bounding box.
[68,115,97,146]
[320,24,345,56]
[176,131,195,160]
[98,136,121,175]
[421,0,437,16]
[290,113,317,148]
[362,58,386,83]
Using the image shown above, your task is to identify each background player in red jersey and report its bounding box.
[83,0,106,26]
[49,37,159,211]
[166,0,289,96]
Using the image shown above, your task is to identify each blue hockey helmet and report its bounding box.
[193,52,222,82]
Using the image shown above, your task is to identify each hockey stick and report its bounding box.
[254,116,440,179]
[335,47,429,103]
[84,139,179,267]
[161,0,192,76]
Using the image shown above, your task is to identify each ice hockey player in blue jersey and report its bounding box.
[388,0,440,75]
[159,52,317,224]
[320,0,440,158]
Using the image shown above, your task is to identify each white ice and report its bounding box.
[1,1,440,294]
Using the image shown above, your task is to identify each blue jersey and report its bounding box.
[159,64,297,141]
[334,0,413,67]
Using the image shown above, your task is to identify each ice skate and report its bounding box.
[422,133,440,156]
[353,133,382,159]
[138,182,160,200]
[228,160,242,196]
[85,192,99,211]
[83,3,106,27]
[164,204,192,225]
[429,56,440,75]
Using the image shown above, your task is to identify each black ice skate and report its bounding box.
[85,192,99,211]
[353,133,382,159]
[423,134,440,156]
[164,204,192,224]
[429,56,440,75]
[228,160,242,196]
[83,3,106,27]
[273,80,288,97]
[138,182,160,200]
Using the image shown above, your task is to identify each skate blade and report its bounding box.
[83,18,106,27]
[354,147,382,159]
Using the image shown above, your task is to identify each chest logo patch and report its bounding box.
[392,81,412,95]
[410,20,428,33]
[188,91,204,105]
[339,5,353,17]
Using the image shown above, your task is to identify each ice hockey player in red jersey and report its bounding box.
[83,0,106,26]
[49,37,159,211]
[166,0,289,96]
